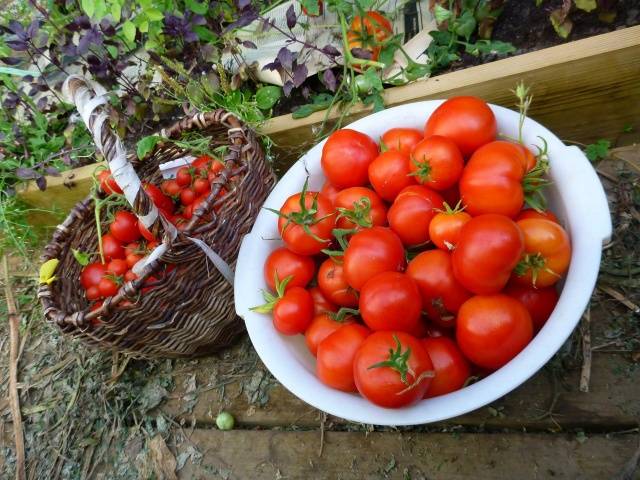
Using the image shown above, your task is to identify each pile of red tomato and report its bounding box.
[81,155,227,321]
[255,96,571,409]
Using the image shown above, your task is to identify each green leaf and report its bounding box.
[434,4,452,23]
[111,2,122,22]
[186,0,208,15]
[122,20,136,43]
[81,0,95,17]
[94,0,107,19]
[453,10,477,41]
[138,20,149,33]
[0,66,40,77]
[429,30,453,45]
[575,0,597,12]
[300,0,320,16]
[584,139,611,162]
[622,124,634,133]
[363,92,385,113]
[464,39,516,56]
[550,11,572,39]
[355,0,376,11]
[106,45,118,58]
[145,8,164,21]
[292,94,334,119]
[136,135,161,159]
[193,25,216,42]
[72,249,91,266]
[255,85,281,110]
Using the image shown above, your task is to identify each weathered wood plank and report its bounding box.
[16,27,640,220]
[174,430,640,480]
[162,305,640,431]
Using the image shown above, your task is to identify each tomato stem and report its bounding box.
[367,334,413,385]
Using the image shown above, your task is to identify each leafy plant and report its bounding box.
[585,139,611,162]
[540,0,618,39]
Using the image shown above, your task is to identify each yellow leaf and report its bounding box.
[39,259,59,285]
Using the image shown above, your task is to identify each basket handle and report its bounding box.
[62,75,165,240]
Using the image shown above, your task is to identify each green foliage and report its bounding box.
[255,85,282,110]
[136,135,162,160]
[544,0,617,39]
[585,139,611,163]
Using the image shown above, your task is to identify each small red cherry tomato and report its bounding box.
[308,286,338,315]
[316,323,370,392]
[504,282,559,332]
[409,135,464,191]
[422,337,470,398]
[273,287,314,335]
[321,129,379,188]
[334,186,387,230]
[263,247,316,292]
[381,127,423,156]
[305,313,354,357]
[367,149,417,202]
[317,258,359,307]
[388,185,444,247]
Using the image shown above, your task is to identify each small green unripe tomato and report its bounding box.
[216,411,235,431]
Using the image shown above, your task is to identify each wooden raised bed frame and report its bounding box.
[18,25,640,221]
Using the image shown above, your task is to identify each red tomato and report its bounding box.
[409,136,464,191]
[161,179,181,197]
[126,252,143,268]
[334,187,387,230]
[210,160,224,175]
[180,188,197,206]
[309,286,338,315]
[422,337,470,398]
[107,259,128,276]
[359,272,422,335]
[406,250,471,329]
[316,323,370,392]
[457,294,533,370]
[305,313,354,357]
[317,258,359,307]
[85,285,102,301]
[516,209,559,224]
[367,150,417,202]
[273,287,314,335]
[354,331,433,408]
[343,226,405,290]
[452,214,524,295]
[143,183,175,213]
[124,270,138,282]
[428,206,471,251]
[98,170,123,195]
[440,185,460,207]
[81,262,108,289]
[388,185,444,246]
[513,219,571,287]
[138,221,157,242]
[176,166,192,187]
[459,141,528,218]
[101,233,125,260]
[381,128,423,156]
[319,181,340,206]
[193,177,210,196]
[109,210,140,243]
[192,155,213,172]
[321,129,379,188]
[350,11,392,41]
[425,96,497,157]
[278,191,335,255]
[504,282,559,332]
[98,277,120,297]
[263,247,315,292]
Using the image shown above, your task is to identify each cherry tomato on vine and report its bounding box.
[359,272,423,335]
[107,259,128,277]
[101,233,125,260]
[85,285,102,301]
[161,179,181,197]
[193,177,211,196]
[421,337,470,398]
[513,218,571,287]
[452,214,524,295]
[350,11,393,42]
[387,185,444,246]
[334,187,387,230]
[321,129,379,188]
[109,210,140,243]
[456,294,533,370]
[263,247,316,292]
[81,262,108,289]
[305,313,354,357]
[98,277,120,297]
[504,282,559,332]
[143,183,175,213]
[516,208,559,224]
[316,323,370,392]
[406,250,471,329]
[273,286,314,335]
[308,286,338,316]
[98,170,123,195]
[192,155,213,172]
[176,166,193,187]
[424,96,497,157]
[180,188,197,206]
[317,258,359,307]
[124,270,138,282]
[428,203,471,251]
[343,226,405,290]
[277,188,335,255]
[353,331,434,408]
[381,128,423,156]
[367,149,417,202]
[319,181,340,206]
[409,135,464,191]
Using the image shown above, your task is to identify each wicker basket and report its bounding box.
[38,76,275,358]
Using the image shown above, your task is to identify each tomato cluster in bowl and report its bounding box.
[254,96,571,409]
[81,155,228,322]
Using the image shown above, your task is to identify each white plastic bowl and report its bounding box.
[234,101,612,426]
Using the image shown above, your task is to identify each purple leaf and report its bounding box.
[7,20,25,36]
[301,86,311,99]
[322,45,341,57]
[6,40,28,52]
[0,57,22,65]
[36,97,49,110]
[45,166,61,177]
[242,40,257,49]
[36,176,47,191]
[261,18,274,32]
[225,8,258,32]
[16,167,38,179]
[351,48,373,60]
[283,80,294,97]
[236,0,251,9]
[277,47,294,71]
[100,19,116,37]
[323,69,337,92]
[26,20,40,39]
[262,60,280,71]
[62,153,72,166]
[286,4,296,29]
[292,63,307,87]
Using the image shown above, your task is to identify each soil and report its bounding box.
[274,0,640,117]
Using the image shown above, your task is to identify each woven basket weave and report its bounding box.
[38,76,275,358]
